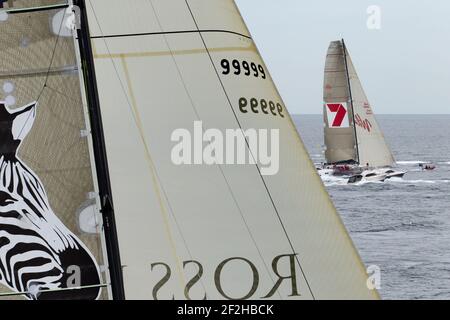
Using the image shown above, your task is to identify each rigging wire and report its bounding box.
[87,0,280,298]
[36,8,65,103]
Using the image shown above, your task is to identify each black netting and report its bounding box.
[0,6,108,300]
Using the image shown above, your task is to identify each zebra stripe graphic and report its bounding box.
[0,101,101,300]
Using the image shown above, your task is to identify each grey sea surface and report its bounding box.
[294,114,450,300]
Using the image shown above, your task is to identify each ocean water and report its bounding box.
[294,114,450,300]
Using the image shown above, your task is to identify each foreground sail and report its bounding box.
[83,1,378,299]
[324,40,395,168]
[0,1,109,299]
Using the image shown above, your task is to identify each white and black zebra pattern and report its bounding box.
[0,102,101,300]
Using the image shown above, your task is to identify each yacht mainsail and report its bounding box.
[0,1,378,300]
[324,40,395,168]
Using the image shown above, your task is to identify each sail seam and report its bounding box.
[76,0,126,299]
[148,2,279,298]
[0,283,109,297]
[145,0,280,298]
[11,4,66,143]
[120,55,188,291]
[35,9,65,103]
[89,29,252,40]
[92,46,255,60]
[184,0,315,300]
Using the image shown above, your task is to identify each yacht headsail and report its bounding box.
[0,1,378,300]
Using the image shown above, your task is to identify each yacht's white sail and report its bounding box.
[84,1,378,299]
[324,40,395,168]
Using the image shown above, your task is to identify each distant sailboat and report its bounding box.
[0,2,378,299]
[323,39,405,182]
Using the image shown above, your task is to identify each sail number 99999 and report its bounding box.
[221,59,266,79]
[239,98,284,118]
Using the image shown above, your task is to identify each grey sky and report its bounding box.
[235,0,450,114]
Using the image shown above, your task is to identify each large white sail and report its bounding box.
[345,46,395,167]
[85,0,378,299]
[323,40,394,167]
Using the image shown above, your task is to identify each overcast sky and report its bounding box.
[235,0,450,114]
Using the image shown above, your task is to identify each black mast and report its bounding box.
[342,39,360,165]
[74,0,125,300]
